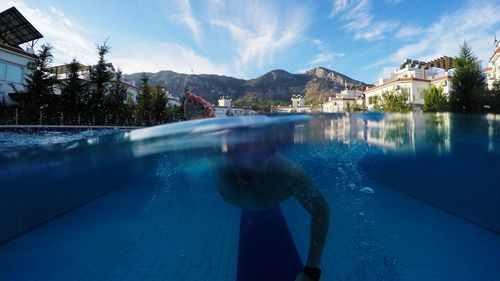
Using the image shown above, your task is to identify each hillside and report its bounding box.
[124,67,370,106]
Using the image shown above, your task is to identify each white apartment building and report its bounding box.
[0,7,42,105]
[366,58,453,111]
[485,40,500,90]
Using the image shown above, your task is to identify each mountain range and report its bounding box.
[123,67,371,107]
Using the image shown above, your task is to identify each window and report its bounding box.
[0,62,6,80]
[6,64,23,83]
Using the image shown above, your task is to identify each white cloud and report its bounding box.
[309,52,345,65]
[312,39,323,46]
[330,0,349,16]
[167,0,202,45]
[395,26,423,39]
[1,0,228,77]
[330,0,399,41]
[384,0,402,4]
[378,0,500,67]
[209,1,309,75]
[110,42,230,76]
[0,0,96,65]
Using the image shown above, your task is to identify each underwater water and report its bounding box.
[0,113,499,281]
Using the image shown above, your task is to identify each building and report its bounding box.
[291,95,306,107]
[213,95,256,117]
[166,91,181,107]
[0,7,43,105]
[365,58,454,111]
[322,88,365,113]
[218,96,232,107]
[485,39,500,90]
[271,95,316,113]
[48,63,140,103]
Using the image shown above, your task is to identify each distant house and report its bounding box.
[271,95,316,113]
[166,91,181,107]
[485,40,500,90]
[322,88,365,112]
[0,7,42,105]
[48,63,140,103]
[213,96,256,117]
[365,57,454,111]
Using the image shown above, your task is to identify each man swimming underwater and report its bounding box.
[184,90,329,281]
[215,136,329,281]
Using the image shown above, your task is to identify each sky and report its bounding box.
[2,0,500,84]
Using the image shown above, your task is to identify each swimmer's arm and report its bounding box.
[291,170,330,269]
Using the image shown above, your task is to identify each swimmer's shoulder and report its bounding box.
[271,154,312,187]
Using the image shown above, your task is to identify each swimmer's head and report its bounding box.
[183,87,215,120]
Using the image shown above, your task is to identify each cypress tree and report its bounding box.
[136,73,152,125]
[18,44,57,124]
[60,58,88,124]
[449,42,487,113]
[151,85,168,124]
[88,41,114,124]
[106,70,128,125]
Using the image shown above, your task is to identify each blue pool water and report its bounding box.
[0,113,499,280]
[0,128,123,151]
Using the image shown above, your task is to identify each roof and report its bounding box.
[0,42,37,58]
[365,77,430,93]
[484,66,493,72]
[48,63,90,74]
[0,7,43,47]
[490,48,500,60]
[424,56,455,71]
[118,80,139,90]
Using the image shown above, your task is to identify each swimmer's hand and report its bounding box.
[295,267,322,281]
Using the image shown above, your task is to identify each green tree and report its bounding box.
[369,96,382,111]
[423,85,448,112]
[125,96,137,126]
[88,40,114,124]
[60,58,88,124]
[485,80,500,113]
[379,91,412,113]
[449,42,487,113]
[105,70,128,125]
[349,103,367,112]
[165,104,185,122]
[150,85,168,124]
[16,44,57,124]
[136,72,152,125]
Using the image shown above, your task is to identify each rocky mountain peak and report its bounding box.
[263,69,294,80]
[304,67,341,79]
